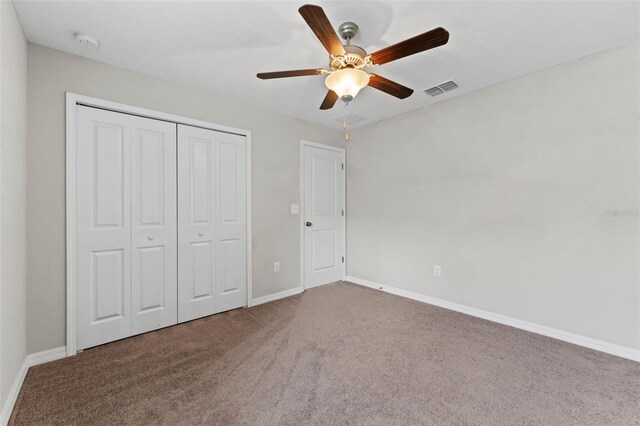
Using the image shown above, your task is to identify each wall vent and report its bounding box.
[425,80,459,96]
[334,113,367,125]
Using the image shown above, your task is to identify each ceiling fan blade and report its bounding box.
[257,69,323,79]
[368,74,414,99]
[299,4,346,56]
[370,27,449,65]
[320,90,339,110]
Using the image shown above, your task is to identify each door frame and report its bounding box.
[65,92,253,356]
[299,140,346,290]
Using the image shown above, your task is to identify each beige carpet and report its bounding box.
[10,282,640,425]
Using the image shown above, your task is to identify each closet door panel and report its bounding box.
[216,135,247,312]
[191,241,214,298]
[177,125,217,322]
[131,118,178,335]
[91,249,126,320]
[76,106,132,350]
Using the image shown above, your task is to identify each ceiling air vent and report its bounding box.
[439,81,458,92]
[334,113,367,126]
[425,81,459,96]
[425,86,444,96]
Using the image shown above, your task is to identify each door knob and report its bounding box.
[306,221,312,227]
[147,236,155,241]
[198,232,204,236]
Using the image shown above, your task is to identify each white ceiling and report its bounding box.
[14,1,640,130]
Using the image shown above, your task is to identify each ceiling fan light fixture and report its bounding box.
[324,68,370,102]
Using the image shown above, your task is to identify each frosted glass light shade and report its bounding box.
[324,69,370,99]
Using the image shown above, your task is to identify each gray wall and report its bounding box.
[27,43,342,354]
[0,0,28,408]
[347,43,640,350]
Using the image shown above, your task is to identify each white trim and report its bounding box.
[67,93,249,136]
[65,93,77,356]
[249,286,303,307]
[0,359,27,426]
[0,347,67,425]
[246,133,253,308]
[300,140,346,290]
[26,346,67,366]
[345,276,640,362]
[299,143,304,290]
[66,92,253,356]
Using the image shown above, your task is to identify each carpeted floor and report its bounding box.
[10,282,640,425]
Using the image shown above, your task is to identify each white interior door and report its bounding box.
[130,116,177,335]
[76,106,177,350]
[304,144,344,288]
[177,125,247,322]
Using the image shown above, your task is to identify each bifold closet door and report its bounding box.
[130,115,178,335]
[177,125,247,322]
[76,106,177,350]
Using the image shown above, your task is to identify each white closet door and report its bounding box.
[130,117,178,335]
[177,125,247,322]
[77,106,133,349]
[215,132,247,312]
[76,106,177,350]
[177,125,217,322]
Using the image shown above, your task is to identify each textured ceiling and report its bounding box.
[14,1,640,129]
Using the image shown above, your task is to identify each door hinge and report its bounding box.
[341,209,344,216]
[342,256,344,263]
[341,163,344,170]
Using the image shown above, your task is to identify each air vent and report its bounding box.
[334,113,367,125]
[425,80,459,96]
[439,81,458,92]
[425,86,444,96]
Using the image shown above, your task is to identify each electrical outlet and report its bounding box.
[274,261,280,273]
[433,264,441,277]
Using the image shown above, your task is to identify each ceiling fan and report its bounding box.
[257,4,449,110]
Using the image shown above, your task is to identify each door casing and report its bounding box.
[300,140,346,290]
[66,92,252,356]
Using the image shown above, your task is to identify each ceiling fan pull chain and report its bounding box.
[343,104,350,141]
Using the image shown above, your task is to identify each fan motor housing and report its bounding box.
[329,44,368,71]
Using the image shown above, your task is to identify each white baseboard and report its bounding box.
[249,286,303,307]
[27,346,66,367]
[345,276,640,362]
[0,346,67,426]
[0,359,28,426]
